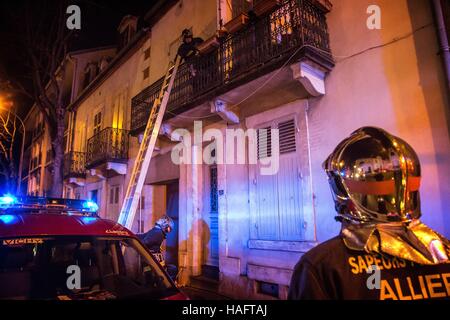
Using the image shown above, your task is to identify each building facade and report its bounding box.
[21,46,116,197]
[25,0,450,299]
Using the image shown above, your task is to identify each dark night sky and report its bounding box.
[0,0,158,116]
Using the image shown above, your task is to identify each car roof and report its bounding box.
[0,213,134,238]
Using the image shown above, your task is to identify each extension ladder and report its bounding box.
[118,55,181,229]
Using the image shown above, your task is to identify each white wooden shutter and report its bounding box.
[253,117,303,241]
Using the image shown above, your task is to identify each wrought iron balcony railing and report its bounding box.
[131,0,333,134]
[63,151,86,178]
[85,128,129,168]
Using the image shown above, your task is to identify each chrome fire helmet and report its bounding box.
[182,28,193,41]
[323,127,421,224]
[155,215,174,233]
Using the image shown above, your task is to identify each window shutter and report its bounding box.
[257,126,272,159]
[252,117,303,241]
[278,119,296,154]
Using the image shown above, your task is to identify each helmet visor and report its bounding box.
[338,136,421,222]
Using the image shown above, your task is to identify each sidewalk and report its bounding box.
[180,286,233,300]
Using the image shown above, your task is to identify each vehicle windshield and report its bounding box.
[0,236,178,300]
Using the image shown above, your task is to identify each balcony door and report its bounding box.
[108,184,121,221]
[93,111,102,136]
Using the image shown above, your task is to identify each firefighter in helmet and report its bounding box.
[138,215,174,253]
[177,28,204,77]
[288,127,450,300]
[177,28,204,60]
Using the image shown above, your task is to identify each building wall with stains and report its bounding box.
[310,0,450,241]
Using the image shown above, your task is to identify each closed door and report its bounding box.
[165,181,179,268]
[251,118,304,241]
[206,166,219,267]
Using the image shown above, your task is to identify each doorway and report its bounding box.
[204,166,219,268]
[163,180,179,269]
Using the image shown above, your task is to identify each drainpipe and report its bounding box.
[431,0,450,98]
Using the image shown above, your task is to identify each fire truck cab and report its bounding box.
[0,195,187,300]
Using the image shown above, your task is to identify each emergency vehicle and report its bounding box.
[0,195,188,300]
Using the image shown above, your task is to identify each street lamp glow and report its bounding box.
[0,95,13,110]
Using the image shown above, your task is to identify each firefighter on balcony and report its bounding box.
[177,28,204,77]
[288,127,450,300]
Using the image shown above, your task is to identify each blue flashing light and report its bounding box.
[83,200,99,213]
[0,214,19,225]
[0,195,99,216]
[80,216,98,224]
[0,194,17,206]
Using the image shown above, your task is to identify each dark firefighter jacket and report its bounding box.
[177,37,204,60]
[138,226,166,253]
[288,236,450,300]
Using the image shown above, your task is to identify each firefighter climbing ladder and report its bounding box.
[118,55,181,229]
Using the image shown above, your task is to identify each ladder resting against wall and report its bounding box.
[118,55,181,229]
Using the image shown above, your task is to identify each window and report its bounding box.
[257,126,272,159]
[140,196,145,210]
[63,134,68,154]
[278,119,296,154]
[251,116,303,241]
[36,171,41,186]
[115,187,120,204]
[64,186,72,199]
[109,188,114,204]
[256,119,296,158]
[93,112,102,136]
[257,281,279,298]
[109,185,120,205]
[33,114,45,139]
[143,67,150,80]
[144,47,151,60]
